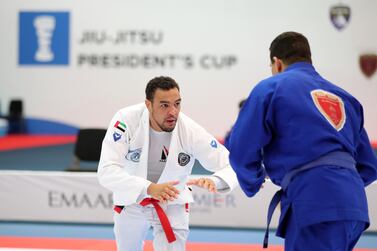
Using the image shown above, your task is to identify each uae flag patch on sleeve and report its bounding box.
[114,121,127,132]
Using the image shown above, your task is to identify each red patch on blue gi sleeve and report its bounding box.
[311,89,346,131]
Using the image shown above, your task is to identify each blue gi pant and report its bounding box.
[285,215,367,251]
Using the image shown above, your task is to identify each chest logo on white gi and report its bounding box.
[126,148,142,162]
[160,146,169,162]
[311,89,346,131]
[178,152,190,166]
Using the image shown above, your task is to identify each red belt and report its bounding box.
[140,198,176,243]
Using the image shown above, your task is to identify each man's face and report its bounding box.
[146,88,181,132]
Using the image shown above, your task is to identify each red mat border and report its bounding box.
[0,135,76,151]
[0,236,376,251]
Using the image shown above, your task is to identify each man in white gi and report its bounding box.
[98,76,238,251]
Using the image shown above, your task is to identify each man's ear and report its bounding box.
[273,57,283,73]
[145,99,152,112]
[274,57,286,73]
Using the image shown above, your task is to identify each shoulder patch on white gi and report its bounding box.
[210,139,217,148]
[311,89,346,131]
[113,132,122,142]
[126,148,142,162]
[114,120,127,133]
[178,152,190,166]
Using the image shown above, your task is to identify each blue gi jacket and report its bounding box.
[229,62,377,237]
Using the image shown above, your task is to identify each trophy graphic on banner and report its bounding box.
[33,15,56,62]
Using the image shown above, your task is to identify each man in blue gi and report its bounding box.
[229,31,377,251]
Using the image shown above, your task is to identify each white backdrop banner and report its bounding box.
[0,0,376,139]
[0,171,376,232]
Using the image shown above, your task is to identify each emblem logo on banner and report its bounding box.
[19,11,70,65]
[329,4,351,31]
[311,90,346,131]
[359,54,377,78]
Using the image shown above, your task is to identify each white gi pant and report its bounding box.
[114,203,189,251]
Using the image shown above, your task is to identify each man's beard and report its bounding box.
[159,121,176,132]
[150,111,177,132]
[162,127,174,132]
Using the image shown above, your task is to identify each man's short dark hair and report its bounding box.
[269,31,312,65]
[145,76,180,101]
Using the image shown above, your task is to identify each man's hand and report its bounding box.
[147,181,180,203]
[187,178,217,193]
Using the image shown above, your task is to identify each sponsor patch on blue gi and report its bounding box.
[113,132,122,142]
[126,148,142,162]
[178,152,190,166]
[210,139,217,148]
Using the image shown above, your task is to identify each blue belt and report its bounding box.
[263,151,357,248]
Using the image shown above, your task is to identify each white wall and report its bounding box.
[1,171,376,232]
[0,0,376,139]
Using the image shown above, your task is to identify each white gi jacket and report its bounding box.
[98,103,238,206]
